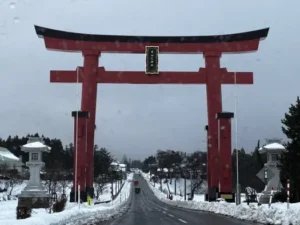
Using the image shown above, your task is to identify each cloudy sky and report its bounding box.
[0,0,298,160]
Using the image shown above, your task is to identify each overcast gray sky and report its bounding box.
[0,0,298,160]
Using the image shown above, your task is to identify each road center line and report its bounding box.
[168,214,174,217]
[178,218,187,224]
[162,211,166,214]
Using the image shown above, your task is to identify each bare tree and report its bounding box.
[59,177,68,196]
[0,163,9,177]
[94,175,107,200]
[7,168,22,199]
[190,180,204,200]
[43,162,62,194]
[43,170,54,194]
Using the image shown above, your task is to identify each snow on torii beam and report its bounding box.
[35,25,269,201]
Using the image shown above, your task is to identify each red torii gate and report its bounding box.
[35,25,269,202]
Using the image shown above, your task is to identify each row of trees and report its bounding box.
[137,147,266,192]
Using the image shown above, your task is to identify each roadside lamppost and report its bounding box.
[174,166,180,196]
[180,162,187,201]
[157,168,162,191]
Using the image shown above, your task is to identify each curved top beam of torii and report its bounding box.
[34,25,269,53]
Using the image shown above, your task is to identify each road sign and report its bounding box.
[256,167,275,183]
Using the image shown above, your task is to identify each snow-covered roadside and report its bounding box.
[0,173,133,225]
[54,175,133,225]
[142,172,300,225]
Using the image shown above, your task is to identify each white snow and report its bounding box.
[260,143,285,150]
[151,176,207,202]
[0,147,19,161]
[0,173,133,225]
[142,172,300,225]
[22,142,51,150]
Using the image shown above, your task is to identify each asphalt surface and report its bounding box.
[97,175,259,225]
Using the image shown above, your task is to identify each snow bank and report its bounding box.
[142,172,300,225]
[0,173,133,225]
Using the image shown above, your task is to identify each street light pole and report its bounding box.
[184,175,186,201]
[174,172,177,195]
[75,67,80,204]
[234,71,241,205]
[190,170,193,199]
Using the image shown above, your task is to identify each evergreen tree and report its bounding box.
[279,96,300,202]
[94,147,113,178]
[121,154,128,164]
[121,154,131,171]
[252,140,265,173]
[131,160,143,169]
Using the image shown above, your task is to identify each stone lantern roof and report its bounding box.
[21,141,51,153]
[259,142,285,154]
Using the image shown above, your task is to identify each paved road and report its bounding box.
[97,175,258,225]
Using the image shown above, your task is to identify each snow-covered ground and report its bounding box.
[152,175,246,202]
[142,172,300,225]
[0,173,133,225]
[152,175,207,201]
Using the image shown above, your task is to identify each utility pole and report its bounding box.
[234,71,241,205]
[174,177,177,195]
[190,170,193,199]
[184,174,187,200]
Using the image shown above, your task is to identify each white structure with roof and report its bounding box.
[119,163,126,172]
[0,147,24,173]
[18,137,51,208]
[110,161,119,172]
[257,139,285,204]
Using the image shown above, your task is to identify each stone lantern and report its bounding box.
[256,139,285,204]
[18,137,51,208]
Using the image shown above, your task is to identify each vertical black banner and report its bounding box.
[145,46,159,74]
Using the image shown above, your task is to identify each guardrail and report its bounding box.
[113,181,126,200]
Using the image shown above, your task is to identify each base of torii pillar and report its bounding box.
[216,112,235,202]
[69,111,90,203]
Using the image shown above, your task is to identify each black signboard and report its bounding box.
[145,46,159,74]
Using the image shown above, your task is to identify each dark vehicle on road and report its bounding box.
[135,186,141,194]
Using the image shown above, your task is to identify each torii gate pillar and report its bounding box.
[216,112,234,202]
[70,111,89,202]
[81,51,100,198]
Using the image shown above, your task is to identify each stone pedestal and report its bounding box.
[18,162,51,208]
[18,196,50,208]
